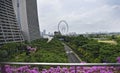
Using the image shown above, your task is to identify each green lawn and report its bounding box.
[98,40,117,45]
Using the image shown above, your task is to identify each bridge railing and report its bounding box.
[0,62,120,73]
[1,62,120,66]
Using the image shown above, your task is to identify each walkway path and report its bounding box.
[62,43,82,63]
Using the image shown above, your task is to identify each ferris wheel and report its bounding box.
[58,20,69,35]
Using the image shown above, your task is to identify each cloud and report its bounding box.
[37,0,120,34]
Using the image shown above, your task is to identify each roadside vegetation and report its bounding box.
[60,35,120,63]
[0,38,68,63]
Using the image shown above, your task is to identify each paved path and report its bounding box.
[62,43,82,63]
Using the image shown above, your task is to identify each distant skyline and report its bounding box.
[37,0,120,34]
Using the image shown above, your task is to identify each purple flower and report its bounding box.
[117,56,120,63]
[31,69,39,73]
[61,67,69,73]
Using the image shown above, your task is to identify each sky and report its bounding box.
[37,0,120,34]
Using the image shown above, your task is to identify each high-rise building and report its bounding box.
[43,29,46,35]
[12,0,40,42]
[0,0,24,45]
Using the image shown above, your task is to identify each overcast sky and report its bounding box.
[37,0,120,34]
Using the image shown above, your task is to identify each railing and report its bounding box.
[1,62,120,66]
[0,62,120,73]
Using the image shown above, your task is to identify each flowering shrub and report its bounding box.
[1,65,120,73]
[116,57,120,63]
[26,46,37,53]
[0,57,120,73]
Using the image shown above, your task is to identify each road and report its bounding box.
[62,43,82,63]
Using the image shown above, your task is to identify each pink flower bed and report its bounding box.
[0,57,120,73]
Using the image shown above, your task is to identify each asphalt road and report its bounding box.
[62,43,82,63]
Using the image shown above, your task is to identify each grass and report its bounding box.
[98,40,117,45]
